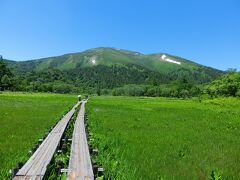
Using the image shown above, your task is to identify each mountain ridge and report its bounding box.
[1,47,225,94]
[4,47,223,76]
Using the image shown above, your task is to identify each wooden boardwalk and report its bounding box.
[14,102,80,180]
[67,100,94,180]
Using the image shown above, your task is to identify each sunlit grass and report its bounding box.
[0,92,77,178]
[87,96,240,179]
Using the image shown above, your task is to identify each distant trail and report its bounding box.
[14,102,80,180]
[67,100,94,180]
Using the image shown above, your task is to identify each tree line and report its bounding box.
[205,70,240,97]
[1,57,239,98]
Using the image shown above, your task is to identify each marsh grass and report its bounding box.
[87,96,240,179]
[0,92,76,178]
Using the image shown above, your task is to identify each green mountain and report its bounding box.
[6,47,221,75]
[3,47,223,93]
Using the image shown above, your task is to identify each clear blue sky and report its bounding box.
[0,0,239,70]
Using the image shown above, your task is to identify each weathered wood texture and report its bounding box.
[14,102,80,180]
[67,101,94,180]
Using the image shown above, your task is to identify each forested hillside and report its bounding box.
[1,47,225,95]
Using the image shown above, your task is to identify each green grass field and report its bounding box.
[0,92,76,178]
[87,96,240,179]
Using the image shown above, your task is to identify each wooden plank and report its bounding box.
[14,102,81,180]
[67,101,94,180]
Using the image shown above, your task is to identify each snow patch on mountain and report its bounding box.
[90,56,97,65]
[161,54,181,65]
